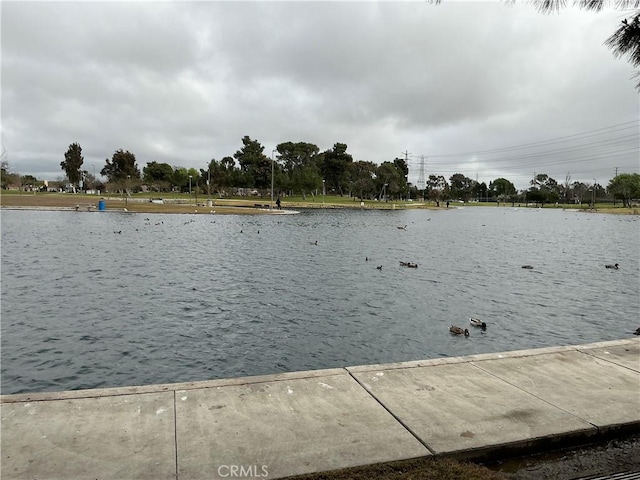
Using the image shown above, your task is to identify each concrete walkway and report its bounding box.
[1,339,638,480]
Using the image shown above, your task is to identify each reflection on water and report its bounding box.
[1,207,638,394]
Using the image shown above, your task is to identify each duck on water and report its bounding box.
[470,317,487,329]
[450,325,469,336]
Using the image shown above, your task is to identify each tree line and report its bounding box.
[1,138,639,207]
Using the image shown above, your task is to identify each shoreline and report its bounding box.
[1,193,637,215]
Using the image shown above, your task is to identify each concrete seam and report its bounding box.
[577,349,640,374]
[173,390,179,480]
[347,370,437,456]
[468,361,599,430]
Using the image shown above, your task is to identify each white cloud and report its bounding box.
[2,1,637,190]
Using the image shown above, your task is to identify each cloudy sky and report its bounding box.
[2,1,638,191]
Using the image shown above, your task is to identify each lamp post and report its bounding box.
[384,183,388,202]
[189,175,192,199]
[271,149,276,209]
[322,179,325,205]
[126,175,131,206]
[592,179,596,208]
[207,167,211,206]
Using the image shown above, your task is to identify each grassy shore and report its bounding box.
[1,191,637,215]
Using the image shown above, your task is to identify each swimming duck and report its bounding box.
[469,317,487,329]
[376,265,383,270]
[450,325,469,336]
[399,261,418,268]
[521,265,534,269]
[634,327,640,336]
[605,263,619,269]
[397,225,407,230]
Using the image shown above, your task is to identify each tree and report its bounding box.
[528,173,560,206]
[393,158,410,199]
[490,178,517,202]
[376,161,405,200]
[320,143,353,195]
[101,149,140,183]
[571,181,590,204]
[1,157,19,190]
[234,136,271,193]
[536,0,640,89]
[608,173,640,207]
[143,161,174,192]
[173,167,189,192]
[61,143,84,187]
[449,173,475,202]
[276,141,321,198]
[426,175,449,202]
[349,160,378,200]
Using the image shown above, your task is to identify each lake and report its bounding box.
[1,206,638,394]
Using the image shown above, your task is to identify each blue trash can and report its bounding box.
[98,200,106,211]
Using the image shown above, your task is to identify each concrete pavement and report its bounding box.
[1,339,638,479]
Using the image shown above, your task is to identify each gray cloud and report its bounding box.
[2,1,637,190]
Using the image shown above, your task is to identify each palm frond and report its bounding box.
[605,13,640,67]
[534,0,640,12]
[534,0,568,14]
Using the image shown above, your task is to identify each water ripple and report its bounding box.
[1,208,639,394]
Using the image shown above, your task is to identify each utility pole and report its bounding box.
[401,150,411,201]
[271,150,276,209]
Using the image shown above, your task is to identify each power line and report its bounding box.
[426,120,640,159]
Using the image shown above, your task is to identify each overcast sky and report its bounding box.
[2,1,638,191]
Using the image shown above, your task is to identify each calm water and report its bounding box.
[1,207,639,394]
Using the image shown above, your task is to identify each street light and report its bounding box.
[322,179,325,204]
[384,183,388,202]
[189,175,192,196]
[207,167,211,206]
[271,149,276,209]
[126,175,131,206]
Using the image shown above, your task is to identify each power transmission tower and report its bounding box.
[417,155,426,191]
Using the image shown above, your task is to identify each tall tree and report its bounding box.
[275,141,321,197]
[608,173,640,207]
[101,149,140,183]
[490,177,517,201]
[61,143,84,186]
[393,157,410,199]
[143,161,174,192]
[449,173,475,202]
[528,173,560,205]
[320,143,353,195]
[426,174,449,202]
[377,159,409,200]
[234,136,271,192]
[1,157,19,189]
[349,160,378,200]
